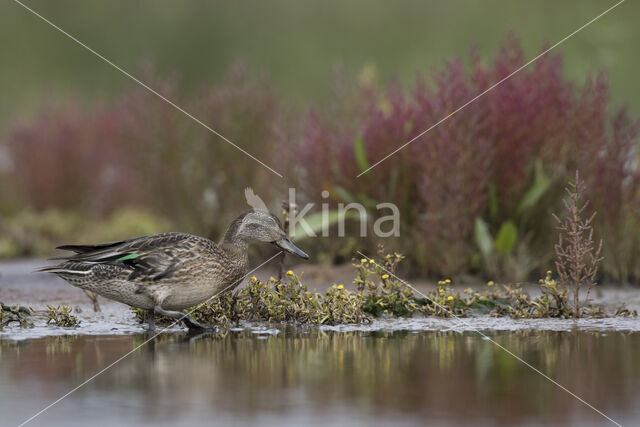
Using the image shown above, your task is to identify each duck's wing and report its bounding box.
[45,232,213,282]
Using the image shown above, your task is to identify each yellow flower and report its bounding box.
[385,254,391,259]
[447,296,454,301]
[438,289,444,294]
[368,259,375,264]
[361,258,367,263]
[251,276,257,281]
[337,284,344,290]
[444,279,451,284]
[487,281,495,287]
[286,270,294,276]
[381,274,389,280]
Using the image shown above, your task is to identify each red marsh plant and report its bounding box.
[8,103,137,213]
[296,35,640,280]
[578,100,640,281]
[4,36,640,281]
[7,62,287,240]
[553,171,603,318]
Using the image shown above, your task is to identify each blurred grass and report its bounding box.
[0,0,638,135]
[0,208,172,258]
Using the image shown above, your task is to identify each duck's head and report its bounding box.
[224,210,309,259]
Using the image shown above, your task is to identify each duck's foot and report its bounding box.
[153,305,217,333]
[145,309,156,332]
[182,316,218,333]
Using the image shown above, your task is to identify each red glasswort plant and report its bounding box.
[4,36,640,281]
[552,171,603,318]
[9,103,135,213]
[7,62,286,240]
[296,35,639,279]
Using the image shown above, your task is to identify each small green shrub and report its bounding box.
[45,305,80,327]
[133,273,370,327]
[355,251,419,317]
[0,302,33,328]
[193,272,370,326]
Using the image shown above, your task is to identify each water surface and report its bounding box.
[1,328,639,426]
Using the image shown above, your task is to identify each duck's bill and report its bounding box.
[275,236,309,259]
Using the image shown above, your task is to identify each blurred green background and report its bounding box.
[1,0,637,134]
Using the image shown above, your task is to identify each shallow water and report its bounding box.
[2,259,640,425]
[1,327,640,426]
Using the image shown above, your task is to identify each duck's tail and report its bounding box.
[38,265,92,276]
[38,261,99,288]
[39,239,131,276]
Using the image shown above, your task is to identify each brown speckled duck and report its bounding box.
[40,210,309,331]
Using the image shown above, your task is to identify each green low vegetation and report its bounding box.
[133,247,637,329]
[45,305,80,327]
[0,303,80,329]
[0,302,32,328]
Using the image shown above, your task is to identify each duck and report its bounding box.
[40,209,309,331]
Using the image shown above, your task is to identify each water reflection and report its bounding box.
[1,329,639,426]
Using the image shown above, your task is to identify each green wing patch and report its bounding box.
[117,253,140,262]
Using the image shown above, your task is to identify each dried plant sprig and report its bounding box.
[552,170,603,318]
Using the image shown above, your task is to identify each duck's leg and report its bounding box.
[153,305,216,332]
[145,309,155,331]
